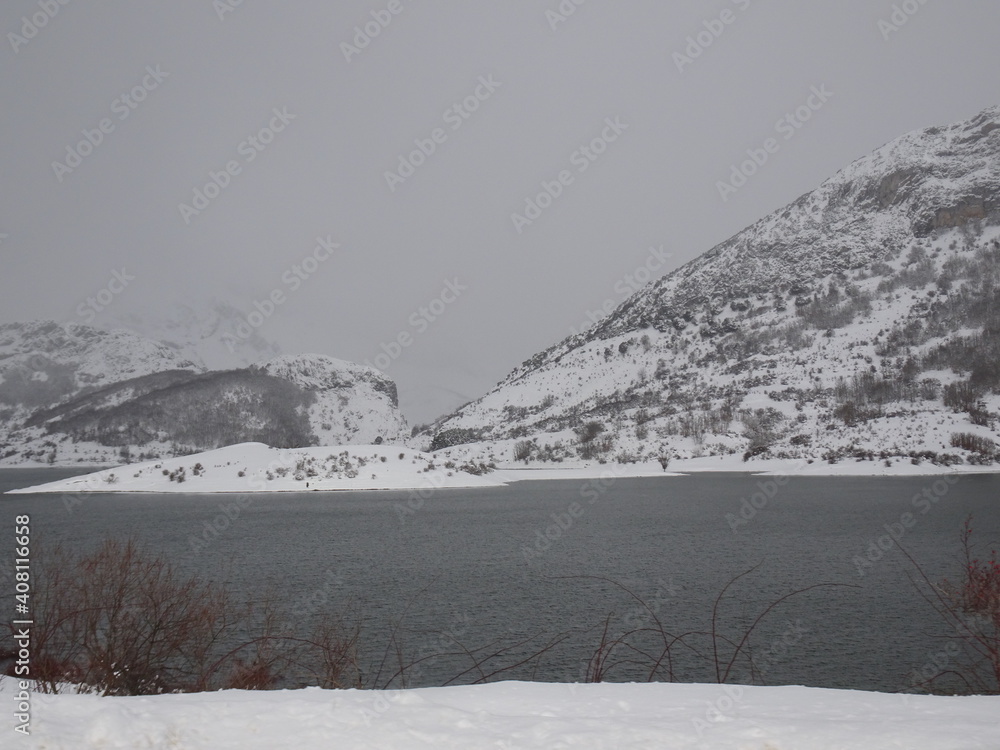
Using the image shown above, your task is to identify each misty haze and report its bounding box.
[1,2,999,748]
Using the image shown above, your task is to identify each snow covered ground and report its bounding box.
[7,441,999,496]
[4,442,504,495]
[6,678,998,749]
[499,453,1000,479]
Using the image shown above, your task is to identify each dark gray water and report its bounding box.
[1,467,998,691]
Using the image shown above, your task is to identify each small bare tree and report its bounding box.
[900,517,1000,694]
[2,538,361,695]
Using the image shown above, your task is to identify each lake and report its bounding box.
[1,467,998,692]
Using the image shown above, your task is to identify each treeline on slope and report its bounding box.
[24,370,199,426]
[426,233,1000,462]
[34,369,316,450]
[676,235,1000,431]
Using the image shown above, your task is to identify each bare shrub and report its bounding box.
[575,421,605,444]
[741,407,784,451]
[2,538,360,695]
[900,518,1000,694]
[950,432,996,457]
[566,571,850,685]
[514,440,534,462]
[944,380,980,413]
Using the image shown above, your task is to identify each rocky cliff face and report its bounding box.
[426,106,1000,467]
[251,354,407,446]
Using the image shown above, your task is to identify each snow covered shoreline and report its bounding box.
[5,677,998,749]
[5,441,1000,495]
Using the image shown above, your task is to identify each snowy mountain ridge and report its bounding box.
[424,106,1000,469]
[0,325,407,465]
[510,105,1000,382]
[0,320,203,395]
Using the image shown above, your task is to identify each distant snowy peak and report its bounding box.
[0,320,201,391]
[109,300,282,371]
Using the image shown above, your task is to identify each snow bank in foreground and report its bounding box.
[6,678,997,749]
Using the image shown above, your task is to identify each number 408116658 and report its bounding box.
[14,515,30,607]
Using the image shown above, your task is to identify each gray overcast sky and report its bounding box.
[2,1,999,424]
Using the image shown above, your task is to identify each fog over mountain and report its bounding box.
[2,2,999,424]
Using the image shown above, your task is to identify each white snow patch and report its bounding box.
[6,677,998,749]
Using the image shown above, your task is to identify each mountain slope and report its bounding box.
[251,354,407,446]
[0,321,203,409]
[427,106,1000,468]
[0,324,407,465]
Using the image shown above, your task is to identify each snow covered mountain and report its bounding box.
[0,320,203,402]
[251,354,407,447]
[426,106,1000,468]
[108,298,283,371]
[0,323,407,465]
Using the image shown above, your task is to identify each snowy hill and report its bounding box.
[0,325,408,465]
[0,320,202,400]
[250,354,408,446]
[7,442,495,495]
[426,106,1000,469]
